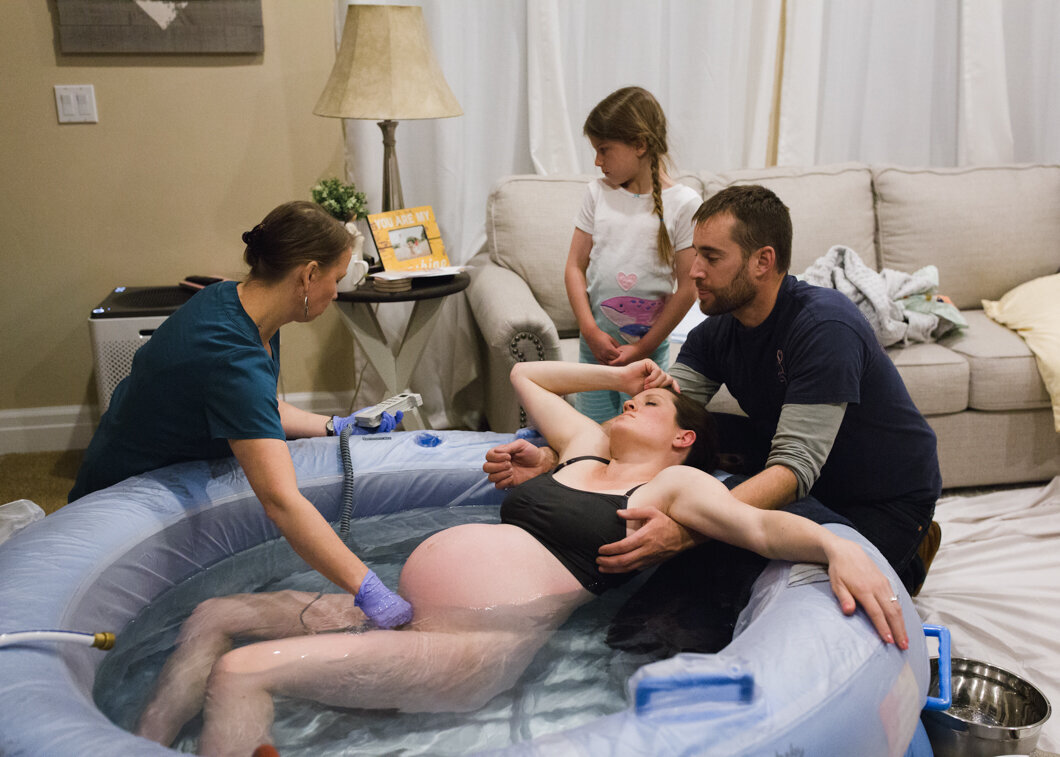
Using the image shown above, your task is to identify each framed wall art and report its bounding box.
[56,0,264,55]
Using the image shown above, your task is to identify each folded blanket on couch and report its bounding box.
[800,245,966,347]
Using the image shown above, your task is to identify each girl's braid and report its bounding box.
[648,141,673,267]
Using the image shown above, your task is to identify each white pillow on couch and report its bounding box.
[983,273,1060,431]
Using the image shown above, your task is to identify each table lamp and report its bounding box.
[314,4,462,212]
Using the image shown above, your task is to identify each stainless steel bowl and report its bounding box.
[923,657,1051,757]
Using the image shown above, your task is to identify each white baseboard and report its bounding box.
[0,391,359,455]
[0,405,98,454]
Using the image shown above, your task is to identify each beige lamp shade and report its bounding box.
[314,4,463,121]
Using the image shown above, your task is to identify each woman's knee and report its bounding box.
[177,596,241,641]
[210,642,278,681]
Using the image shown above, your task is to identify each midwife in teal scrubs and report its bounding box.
[70,201,410,628]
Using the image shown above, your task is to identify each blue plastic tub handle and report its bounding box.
[635,671,754,717]
[922,624,952,711]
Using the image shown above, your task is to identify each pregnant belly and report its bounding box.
[399,523,590,631]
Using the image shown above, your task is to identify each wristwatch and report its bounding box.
[325,417,336,436]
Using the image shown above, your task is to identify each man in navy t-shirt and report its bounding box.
[606,184,941,593]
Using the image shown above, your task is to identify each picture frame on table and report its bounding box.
[367,206,450,272]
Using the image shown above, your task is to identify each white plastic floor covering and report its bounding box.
[913,476,1060,754]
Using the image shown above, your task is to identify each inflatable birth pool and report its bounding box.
[0,431,938,755]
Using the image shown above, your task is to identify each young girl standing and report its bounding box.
[564,86,700,423]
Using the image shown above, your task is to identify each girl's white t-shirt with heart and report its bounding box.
[575,179,700,344]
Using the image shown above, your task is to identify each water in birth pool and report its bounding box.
[94,504,659,755]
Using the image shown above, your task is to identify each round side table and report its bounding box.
[333,272,470,430]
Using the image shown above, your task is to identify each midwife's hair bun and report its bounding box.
[242,224,264,247]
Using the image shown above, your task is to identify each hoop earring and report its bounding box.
[304,294,309,319]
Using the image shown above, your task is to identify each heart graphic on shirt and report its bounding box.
[616,272,638,291]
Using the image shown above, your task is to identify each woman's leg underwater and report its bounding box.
[198,626,551,757]
[136,590,365,745]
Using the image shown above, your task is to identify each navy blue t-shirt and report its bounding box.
[70,281,285,501]
[677,276,940,510]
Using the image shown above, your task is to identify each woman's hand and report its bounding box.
[482,439,555,490]
[353,570,413,628]
[825,539,909,649]
[616,359,681,397]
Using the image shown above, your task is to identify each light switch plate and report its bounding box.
[55,85,99,123]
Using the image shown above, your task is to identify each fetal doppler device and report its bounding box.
[354,392,423,428]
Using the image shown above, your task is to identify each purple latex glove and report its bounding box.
[333,409,404,435]
[354,570,413,628]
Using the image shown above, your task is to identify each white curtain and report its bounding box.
[812,0,961,166]
[958,0,1014,164]
[329,0,1059,428]
[526,0,579,174]
[1001,0,1060,163]
[776,0,825,165]
[539,0,784,176]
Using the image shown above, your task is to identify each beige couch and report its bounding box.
[465,163,1060,488]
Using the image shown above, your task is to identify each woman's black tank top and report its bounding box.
[500,456,643,594]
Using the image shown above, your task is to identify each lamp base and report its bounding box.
[379,119,404,212]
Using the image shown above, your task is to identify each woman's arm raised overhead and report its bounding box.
[508,360,678,459]
[508,361,607,460]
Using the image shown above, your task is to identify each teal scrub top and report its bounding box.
[70,281,285,501]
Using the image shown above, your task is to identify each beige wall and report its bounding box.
[0,1,359,422]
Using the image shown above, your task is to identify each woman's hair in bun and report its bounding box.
[241,224,264,247]
[243,201,352,283]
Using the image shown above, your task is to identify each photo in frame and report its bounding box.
[367,206,450,272]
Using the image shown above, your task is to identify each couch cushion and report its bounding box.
[486,173,705,335]
[939,311,1051,411]
[700,163,877,276]
[886,342,969,415]
[872,164,1060,310]
[486,175,590,334]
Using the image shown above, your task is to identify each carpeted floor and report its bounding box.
[0,450,84,515]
